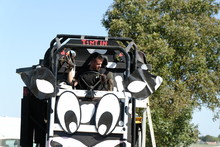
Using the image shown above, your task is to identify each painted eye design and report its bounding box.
[36,79,54,94]
[56,91,81,134]
[95,94,120,136]
[20,67,56,99]
[50,137,86,147]
[94,140,125,147]
[127,81,147,93]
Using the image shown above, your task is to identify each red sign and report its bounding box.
[81,39,108,46]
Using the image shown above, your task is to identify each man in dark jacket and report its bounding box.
[75,53,113,91]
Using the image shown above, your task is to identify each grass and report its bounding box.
[190,144,220,147]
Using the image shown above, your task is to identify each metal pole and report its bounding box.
[132,98,136,147]
[141,108,147,147]
[146,99,156,147]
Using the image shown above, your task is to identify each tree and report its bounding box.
[200,135,220,142]
[102,0,220,146]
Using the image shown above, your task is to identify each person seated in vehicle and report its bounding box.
[43,47,77,87]
[74,52,113,91]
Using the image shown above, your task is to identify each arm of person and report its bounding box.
[67,68,75,86]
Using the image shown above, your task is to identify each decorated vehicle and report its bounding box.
[16,34,162,147]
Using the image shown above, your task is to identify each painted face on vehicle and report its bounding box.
[51,92,127,147]
[90,58,103,71]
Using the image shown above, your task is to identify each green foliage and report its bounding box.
[103,0,220,146]
[200,135,220,142]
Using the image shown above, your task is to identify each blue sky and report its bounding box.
[0,0,219,137]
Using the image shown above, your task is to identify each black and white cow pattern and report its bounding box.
[56,92,121,136]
